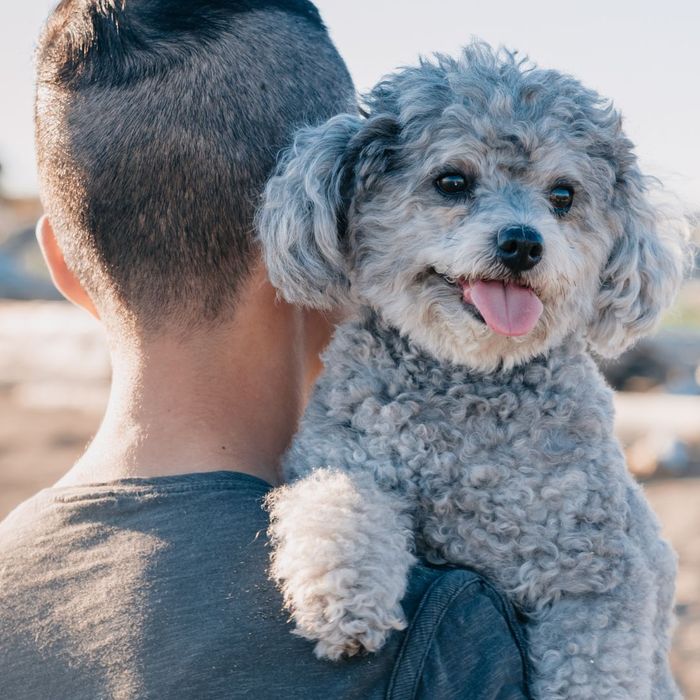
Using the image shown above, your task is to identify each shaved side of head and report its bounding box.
[35,0,355,331]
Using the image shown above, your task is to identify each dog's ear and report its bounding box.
[587,160,688,358]
[257,113,398,310]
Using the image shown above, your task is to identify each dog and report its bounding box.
[257,43,687,699]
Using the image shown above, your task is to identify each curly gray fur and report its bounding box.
[260,43,687,698]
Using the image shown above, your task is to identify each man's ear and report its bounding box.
[36,215,100,319]
[256,112,398,310]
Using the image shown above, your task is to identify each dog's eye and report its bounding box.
[435,173,471,196]
[549,185,574,213]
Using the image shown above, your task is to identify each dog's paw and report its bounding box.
[286,560,411,659]
[310,603,407,660]
[266,469,416,660]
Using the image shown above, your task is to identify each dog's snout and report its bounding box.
[496,225,544,272]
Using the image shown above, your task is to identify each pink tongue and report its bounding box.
[465,280,543,336]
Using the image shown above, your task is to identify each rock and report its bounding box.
[601,330,700,396]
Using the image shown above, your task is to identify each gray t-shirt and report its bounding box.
[0,471,530,699]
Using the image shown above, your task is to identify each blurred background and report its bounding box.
[1,0,698,695]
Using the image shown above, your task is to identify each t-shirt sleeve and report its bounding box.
[385,568,532,700]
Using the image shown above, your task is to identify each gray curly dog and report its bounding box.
[257,43,688,699]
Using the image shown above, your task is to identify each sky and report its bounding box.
[1,0,698,211]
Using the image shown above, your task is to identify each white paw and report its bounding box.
[297,592,408,660]
[266,469,416,660]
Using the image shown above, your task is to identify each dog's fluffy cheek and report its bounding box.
[347,180,616,371]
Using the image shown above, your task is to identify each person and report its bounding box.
[0,1,531,697]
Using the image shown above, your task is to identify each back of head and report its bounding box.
[35,0,355,332]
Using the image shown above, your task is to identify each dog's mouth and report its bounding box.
[430,268,543,337]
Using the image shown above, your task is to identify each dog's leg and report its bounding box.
[650,547,682,699]
[649,539,681,699]
[623,485,681,699]
[527,551,660,700]
[266,468,416,660]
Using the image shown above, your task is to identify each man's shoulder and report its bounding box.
[0,491,53,550]
[0,470,271,556]
[0,476,530,699]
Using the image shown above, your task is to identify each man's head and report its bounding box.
[35,0,354,333]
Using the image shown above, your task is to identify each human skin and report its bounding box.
[36,215,334,488]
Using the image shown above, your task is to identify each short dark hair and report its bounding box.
[35,0,354,330]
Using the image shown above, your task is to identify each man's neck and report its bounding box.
[57,270,323,489]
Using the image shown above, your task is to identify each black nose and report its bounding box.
[496,225,544,272]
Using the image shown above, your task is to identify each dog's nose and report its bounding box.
[496,225,544,272]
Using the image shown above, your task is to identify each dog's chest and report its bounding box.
[299,320,615,484]
[344,355,614,506]
[290,320,629,587]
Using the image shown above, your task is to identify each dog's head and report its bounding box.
[258,43,687,371]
